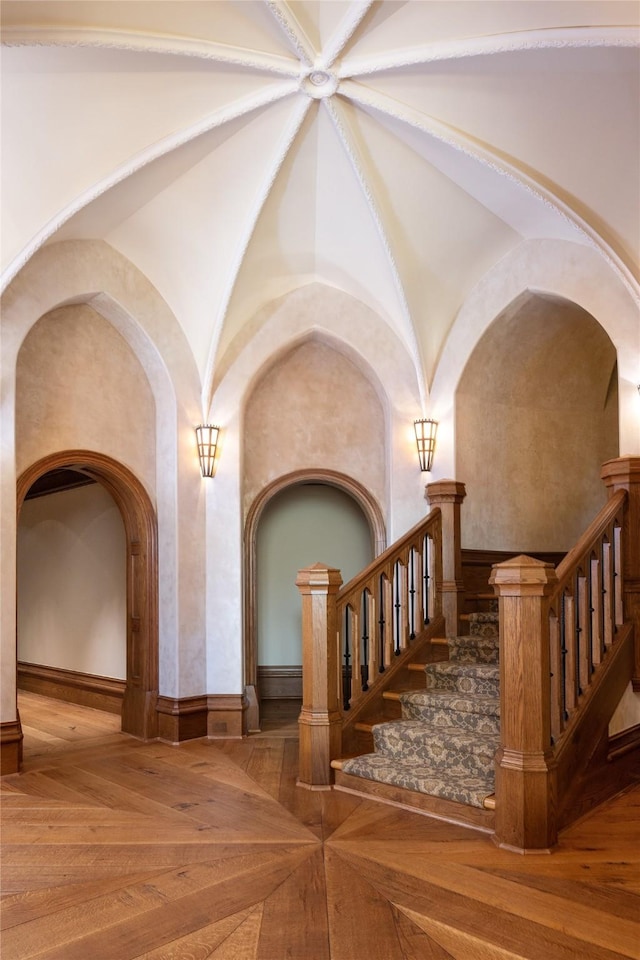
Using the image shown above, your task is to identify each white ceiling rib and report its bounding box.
[339,25,640,76]
[202,96,313,418]
[1,0,637,404]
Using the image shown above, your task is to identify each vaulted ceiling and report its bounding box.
[2,1,638,410]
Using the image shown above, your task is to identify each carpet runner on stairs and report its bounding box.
[340,611,500,808]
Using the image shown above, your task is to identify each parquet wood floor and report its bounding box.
[2,691,639,959]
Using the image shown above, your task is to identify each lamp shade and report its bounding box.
[195,424,220,477]
[414,419,438,472]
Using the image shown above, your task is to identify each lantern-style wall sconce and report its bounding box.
[195,424,220,477]
[414,418,438,472]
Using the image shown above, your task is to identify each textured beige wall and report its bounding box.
[18,484,126,679]
[243,338,386,517]
[457,293,618,551]
[16,303,156,489]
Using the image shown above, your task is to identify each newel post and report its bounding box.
[601,456,640,688]
[490,555,559,853]
[296,563,343,790]
[426,480,466,637]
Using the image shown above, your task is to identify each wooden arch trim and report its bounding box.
[17,450,159,747]
[243,468,386,726]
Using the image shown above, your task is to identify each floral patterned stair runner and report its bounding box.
[341,611,500,808]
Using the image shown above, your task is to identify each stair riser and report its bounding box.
[427,675,500,697]
[372,733,496,778]
[448,643,499,665]
[401,701,500,736]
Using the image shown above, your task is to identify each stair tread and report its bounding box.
[340,753,495,808]
[343,751,495,783]
[372,718,499,749]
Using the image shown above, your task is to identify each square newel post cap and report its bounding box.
[490,555,558,597]
[425,479,467,505]
[601,456,640,488]
[296,563,343,594]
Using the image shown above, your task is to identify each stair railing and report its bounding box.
[490,456,640,853]
[336,509,441,715]
[296,479,466,789]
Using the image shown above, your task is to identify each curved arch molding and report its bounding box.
[243,468,386,730]
[17,450,159,755]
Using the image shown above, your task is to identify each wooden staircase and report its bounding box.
[297,458,640,851]
[332,611,500,832]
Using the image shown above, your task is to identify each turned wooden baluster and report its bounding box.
[296,563,343,789]
[490,555,559,853]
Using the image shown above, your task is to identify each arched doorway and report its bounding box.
[17,451,158,756]
[244,469,386,730]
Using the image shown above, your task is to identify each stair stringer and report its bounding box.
[554,621,639,828]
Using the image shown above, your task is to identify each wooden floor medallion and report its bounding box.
[2,692,639,958]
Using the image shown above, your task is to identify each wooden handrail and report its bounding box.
[548,488,627,744]
[555,489,626,582]
[296,481,467,788]
[336,509,442,715]
[491,456,640,852]
[336,508,441,604]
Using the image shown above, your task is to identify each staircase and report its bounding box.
[337,610,500,810]
[299,460,640,850]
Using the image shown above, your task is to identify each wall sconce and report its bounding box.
[414,419,438,472]
[195,424,220,477]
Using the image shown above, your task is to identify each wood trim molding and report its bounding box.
[461,549,566,567]
[207,694,248,739]
[243,468,387,730]
[608,722,640,761]
[17,662,125,715]
[17,450,159,752]
[1,720,23,776]
[257,665,302,699]
[156,695,208,744]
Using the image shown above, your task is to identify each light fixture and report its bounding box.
[195,424,220,477]
[414,419,438,472]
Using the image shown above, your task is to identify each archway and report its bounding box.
[244,469,386,730]
[17,451,158,756]
[456,291,619,551]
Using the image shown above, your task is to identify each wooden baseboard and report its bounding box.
[207,694,248,739]
[608,722,640,761]
[462,549,565,600]
[17,662,125,715]
[156,696,208,743]
[0,719,23,776]
[156,694,251,743]
[257,665,302,700]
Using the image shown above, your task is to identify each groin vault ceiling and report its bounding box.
[2,1,638,410]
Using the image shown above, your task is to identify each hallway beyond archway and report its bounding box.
[16,451,159,760]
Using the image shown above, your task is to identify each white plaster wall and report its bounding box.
[1,240,205,724]
[257,484,373,666]
[18,484,126,679]
[610,683,640,737]
[206,283,425,696]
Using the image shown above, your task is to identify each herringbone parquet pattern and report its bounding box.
[2,692,639,959]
